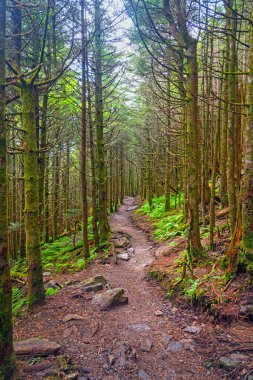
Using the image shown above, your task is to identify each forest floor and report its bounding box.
[15,197,253,380]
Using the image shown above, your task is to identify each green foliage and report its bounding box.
[45,288,60,296]
[184,278,201,298]
[137,195,186,242]
[12,287,26,316]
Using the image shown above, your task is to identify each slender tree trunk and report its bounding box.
[186,40,202,255]
[242,13,253,257]
[210,92,222,249]
[21,81,44,306]
[39,93,48,240]
[226,1,237,234]
[80,0,89,258]
[165,77,171,211]
[87,58,99,246]
[220,40,229,207]
[0,0,15,375]
[146,129,153,210]
[53,145,60,241]
[94,0,109,242]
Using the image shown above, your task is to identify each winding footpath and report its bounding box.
[15,197,224,379]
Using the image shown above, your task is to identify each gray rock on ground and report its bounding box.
[240,303,253,319]
[138,369,151,380]
[82,275,107,292]
[114,236,130,248]
[62,314,84,323]
[218,353,249,370]
[46,280,61,290]
[117,253,130,261]
[128,323,151,333]
[92,288,128,310]
[140,337,153,352]
[184,325,202,334]
[14,338,60,356]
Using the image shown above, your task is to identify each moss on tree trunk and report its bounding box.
[0,0,15,376]
[21,81,45,306]
[242,14,253,258]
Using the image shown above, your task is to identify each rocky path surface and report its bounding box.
[15,197,231,379]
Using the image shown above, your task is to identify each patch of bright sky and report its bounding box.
[108,0,143,107]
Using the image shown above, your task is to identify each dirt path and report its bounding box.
[16,197,223,379]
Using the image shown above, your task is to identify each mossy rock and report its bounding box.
[82,275,108,292]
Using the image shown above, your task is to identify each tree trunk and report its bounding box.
[21,81,44,306]
[0,0,15,375]
[186,40,202,255]
[87,55,99,246]
[94,0,109,242]
[80,0,90,258]
[226,1,237,234]
[242,13,253,257]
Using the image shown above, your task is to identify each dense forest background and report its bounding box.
[0,0,253,378]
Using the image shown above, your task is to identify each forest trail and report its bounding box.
[16,197,223,379]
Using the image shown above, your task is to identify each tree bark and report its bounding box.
[21,81,45,306]
[0,0,15,375]
[80,0,90,258]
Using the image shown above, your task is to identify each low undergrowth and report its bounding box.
[137,195,252,321]
[11,225,100,316]
[137,195,187,241]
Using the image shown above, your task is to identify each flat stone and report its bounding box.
[82,283,104,292]
[63,314,84,322]
[126,205,138,211]
[166,341,184,352]
[14,338,60,356]
[184,325,202,334]
[117,253,130,261]
[138,369,151,380]
[43,271,52,276]
[128,248,135,255]
[161,334,173,346]
[219,354,249,369]
[46,280,61,290]
[65,373,79,380]
[114,237,129,248]
[92,288,128,310]
[140,337,153,352]
[63,325,80,339]
[128,323,151,332]
[82,275,107,292]
[240,304,253,319]
[155,310,163,316]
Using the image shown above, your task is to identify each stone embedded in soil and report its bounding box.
[117,252,130,261]
[43,271,52,276]
[92,288,128,310]
[166,341,184,352]
[14,338,60,356]
[46,280,61,290]
[128,247,135,255]
[82,275,107,292]
[155,310,163,316]
[140,337,153,352]
[218,354,249,370]
[184,325,202,334]
[240,304,253,319]
[128,323,151,332]
[63,314,84,323]
[126,205,138,211]
[65,373,79,380]
[138,369,151,380]
[161,334,173,347]
[114,236,129,248]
